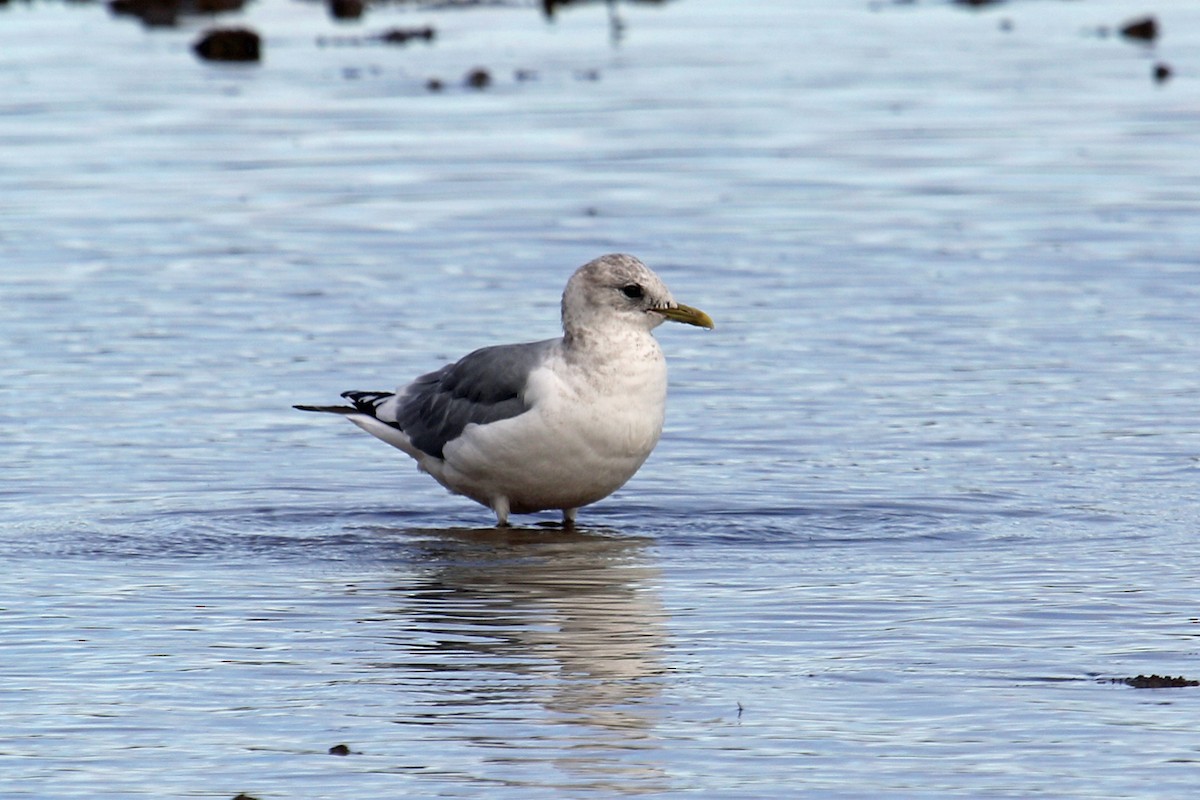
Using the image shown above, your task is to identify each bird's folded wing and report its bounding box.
[392,338,559,459]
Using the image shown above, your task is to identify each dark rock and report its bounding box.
[1154,62,1172,83]
[109,0,245,27]
[109,0,182,27]
[328,743,352,756]
[1116,674,1199,689]
[952,0,1005,7]
[464,67,491,89]
[193,27,261,62]
[196,0,244,12]
[1119,16,1158,42]
[329,0,364,20]
[426,77,445,92]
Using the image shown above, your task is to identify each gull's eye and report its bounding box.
[621,283,644,300]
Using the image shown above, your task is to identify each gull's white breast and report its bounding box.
[436,334,669,514]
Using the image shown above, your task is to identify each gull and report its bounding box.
[295,253,713,526]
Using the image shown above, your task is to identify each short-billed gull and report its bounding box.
[295,253,714,526]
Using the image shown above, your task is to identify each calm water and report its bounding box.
[4,0,1200,796]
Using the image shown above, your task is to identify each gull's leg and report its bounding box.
[491,496,511,527]
[562,507,578,528]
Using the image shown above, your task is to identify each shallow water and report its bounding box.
[4,0,1200,796]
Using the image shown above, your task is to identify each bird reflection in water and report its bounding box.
[372,525,672,792]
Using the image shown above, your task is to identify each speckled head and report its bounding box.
[561,254,713,341]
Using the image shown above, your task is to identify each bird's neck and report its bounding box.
[562,323,664,373]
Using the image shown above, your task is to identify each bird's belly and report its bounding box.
[441,386,665,513]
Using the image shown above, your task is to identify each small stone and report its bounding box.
[1118,674,1199,689]
[329,743,352,756]
[108,0,182,27]
[1119,16,1158,42]
[1153,62,1172,84]
[426,77,444,92]
[196,0,245,12]
[464,67,491,89]
[193,27,261,62]
[329,0,364,20]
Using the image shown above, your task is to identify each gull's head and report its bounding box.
[561,254,714,339]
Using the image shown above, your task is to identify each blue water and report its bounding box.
[4,0,1200,796]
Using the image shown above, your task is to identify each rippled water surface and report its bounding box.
[4,0,1200,796]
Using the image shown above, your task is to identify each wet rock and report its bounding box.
[1114,674,1198,689]
[109,0,183,27]
[329,0,364,20]
[542,0,583,17]
[328,743,352,756]
[109,0,245,27]
[195,0,244,12]
[379,26,436,45]
[1154,62,1172,83]
[232,795,260,800]
[1119,16,1158,42]
[464,67,491,89]
[193,27,261,62]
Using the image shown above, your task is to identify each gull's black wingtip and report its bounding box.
[293,403,356,414]
[294,392,393,416]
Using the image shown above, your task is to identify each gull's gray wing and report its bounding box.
[386,338,559,459]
